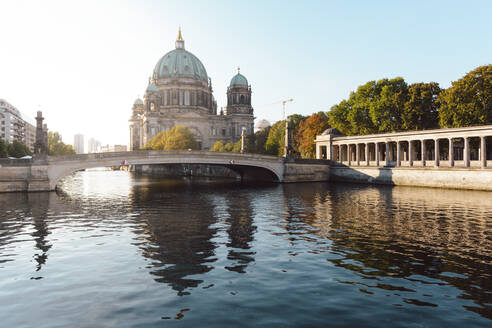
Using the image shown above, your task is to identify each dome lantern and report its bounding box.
[175,27,185,49]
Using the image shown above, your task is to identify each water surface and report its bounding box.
[0,171,491,327]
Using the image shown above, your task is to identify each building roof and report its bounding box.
[230,72,248,86]
[153,29,208,82]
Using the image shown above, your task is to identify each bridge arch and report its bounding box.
[47,151,285,190]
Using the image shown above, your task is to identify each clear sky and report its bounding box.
[1,0,491,148]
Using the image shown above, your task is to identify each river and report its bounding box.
[0,170,491,327]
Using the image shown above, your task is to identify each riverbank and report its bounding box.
[330,166,492,191]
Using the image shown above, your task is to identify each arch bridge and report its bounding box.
[0,150,331,192]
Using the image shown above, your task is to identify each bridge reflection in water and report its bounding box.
[0,171,491,325]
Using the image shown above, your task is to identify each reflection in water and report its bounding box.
[0,171,491,327]
[282,183,492,319]
[130,180,219,294]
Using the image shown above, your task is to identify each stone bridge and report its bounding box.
[0,150,331,192]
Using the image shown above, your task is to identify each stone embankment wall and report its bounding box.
[330,166,492,191]
[283,159,331,183]
[0,159,50,192]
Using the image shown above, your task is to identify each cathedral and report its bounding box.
[129,29,254,150]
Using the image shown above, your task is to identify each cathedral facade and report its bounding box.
[129,29,254,150]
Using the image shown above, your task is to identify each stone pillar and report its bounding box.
[283,121,291,158]
[421,140,426,167]
[434,139,440,167]
[240,127,246,153]
[464,137,470,167]
[375,143,380,166]
[396,141,401,167]
[385,142,390,166]
[365,143,370,166]
[356,144,360,166]
[347,145,351,166]
[316,144,321,159]
[481,136,487,168]
[408,140,414,167]
[34,111,48,157]
[339,145,343,164]
[449,138,454,167]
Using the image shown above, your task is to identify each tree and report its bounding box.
[438,65,492,128]
[370,77,408,133]
[295,112,330,158]
[210,140,225,152]
[265,120,285,156]
[7,140,32,158]
[253,126,271,154]
[0,139,8,158]
[402,82,441,130]
[144,126,199,150]
[48,132,76,156]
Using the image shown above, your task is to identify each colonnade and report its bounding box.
[315,125,492,169]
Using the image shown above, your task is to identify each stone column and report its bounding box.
[347,144,351,166]
[356,144,360,166]
[396,141,401,167]
[365,143,370,166]
[240,127,246,154]
[449,138,454,167]
[481,136,487,168]
[375,143,380,166]
[316,144,321,159]
[408,140,414,167]
[385,142,390,166]
[464,137,470,167]
[339,145,343,164]
[434,139,440,167]
[421,140,426,167]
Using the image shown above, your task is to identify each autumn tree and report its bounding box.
[144,126,199,150]
[295,112,330,158]
[48,132,76,156]
[438,65,492,128]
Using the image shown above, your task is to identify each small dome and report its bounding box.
[146,83,159,93]
[230,73,248,86]
[255,119,271,131]
[134,98,143,105]
[321,128,343,136]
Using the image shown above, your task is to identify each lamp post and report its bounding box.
[240,126,246,154]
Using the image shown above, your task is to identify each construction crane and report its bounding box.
[257,98,294,120]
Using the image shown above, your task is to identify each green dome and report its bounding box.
[153,48,208,82]
[230,73,248,86]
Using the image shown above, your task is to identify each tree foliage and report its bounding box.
[295,112,330,158]
[265,120,286,156]
[438,65,492,128]
[144,126,199,150]
[48,132,76,156]
[402,82,441,130]
[0,139,8,158]
[210,140,241,152]
[6,140,32,158]
[329,77,442,135]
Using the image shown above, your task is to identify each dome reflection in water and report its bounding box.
[0,170,491,327]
